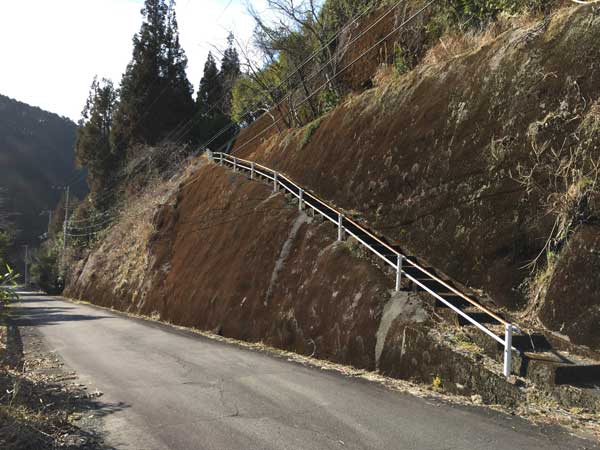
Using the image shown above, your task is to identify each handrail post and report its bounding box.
[207,150,213,161]
[251,162,255,180]
[503,324,513,378]
[337,213,344,241]
[233,157,237,172]
[219,153,223,165]
[395,255,403,292]
[299,188,304,211]
[274,172,278,192]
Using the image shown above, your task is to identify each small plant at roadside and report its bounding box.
[432,375,443,391]
[0,261,19,305]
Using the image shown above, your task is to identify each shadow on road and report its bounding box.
[10,296,112,327]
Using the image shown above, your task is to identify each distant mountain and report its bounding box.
[0,94,86,250]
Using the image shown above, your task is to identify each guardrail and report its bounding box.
[209,151,520,379]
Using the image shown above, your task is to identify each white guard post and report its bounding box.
[503,324,513,378]
[395,255,403,291]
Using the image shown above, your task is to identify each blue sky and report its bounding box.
[0,0,265,121]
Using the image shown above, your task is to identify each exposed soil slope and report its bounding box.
[232,6,600,350]
[63,4,600,416]
[68,162,394,369]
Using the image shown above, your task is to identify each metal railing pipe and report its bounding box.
[208,153,519,380]
[396,255,403,292]
[503,324,513,378]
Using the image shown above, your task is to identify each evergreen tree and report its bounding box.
[193,52,227,145]
[197,52,223,117]
[75,77,119,207]
[193,35,241,151]
[112,0,194,153]
[219,33,241,115]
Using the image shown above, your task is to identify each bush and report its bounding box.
[428,0,550,36]
[0,262,18,305]
[30,247,63,295]
[394,44,414,75]
[300,117,325,148]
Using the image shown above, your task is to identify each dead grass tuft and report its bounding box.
[422,13,540,66]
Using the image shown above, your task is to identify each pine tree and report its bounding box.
[111,0,193,154]
[75,77,119,207]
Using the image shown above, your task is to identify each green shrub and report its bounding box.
[430,0,550,34]
[30,246,63,294]
[300,117,325,148]
[394,44,414,75]
[319,88,341,114]
[0,262,18,305]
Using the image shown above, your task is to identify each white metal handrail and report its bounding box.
[209,151,518,378]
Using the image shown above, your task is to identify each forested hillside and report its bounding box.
[0,94,84,255]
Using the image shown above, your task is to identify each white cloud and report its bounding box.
[0,0,263,121]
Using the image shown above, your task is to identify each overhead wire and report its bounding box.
[228,0,438,158]
[181,0,413,154]
[163,0,380,149]
[63,0,436,237]
[65,0,384,220]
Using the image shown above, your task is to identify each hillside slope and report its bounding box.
[232,5,600,350]
[0,94,84,248]
[64,3,600,416]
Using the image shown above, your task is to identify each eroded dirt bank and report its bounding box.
[66,161,527,404]
[68,163,392,370]
[63,4,600,419]
[232,6,600,350]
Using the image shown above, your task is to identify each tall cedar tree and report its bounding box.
[219,33,241,116]
[75,78,118,208]
[194,34,240,151]
[194,52,227,146]
[112,0,194,153]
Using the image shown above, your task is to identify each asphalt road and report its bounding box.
[11,293,599,450]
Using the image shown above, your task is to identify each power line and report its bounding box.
[164,0,380,149]
[71,0,384,213]
[61,0,433,235]
[181,0,408,152]
[229,0,438,158]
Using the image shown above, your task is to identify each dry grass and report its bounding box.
[422,13,541,66]
[0,321,110,449]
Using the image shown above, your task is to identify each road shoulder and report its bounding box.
[0,311,114,450]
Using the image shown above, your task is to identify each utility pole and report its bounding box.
[53,184,70,273]
[63,185,70,260]
[23,245,29,287]
[40,209,52,238]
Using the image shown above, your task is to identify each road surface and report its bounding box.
[11,293,599,450]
